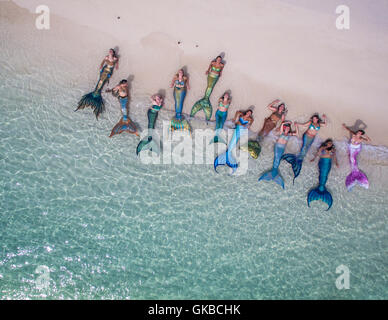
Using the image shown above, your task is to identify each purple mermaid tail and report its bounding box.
[345,143,369,191]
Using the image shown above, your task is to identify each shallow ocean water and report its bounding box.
[0,20,387,300]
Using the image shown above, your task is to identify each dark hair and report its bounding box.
[277,103,286,113]
[110,48,117,57]
[214,55,223,62]
[320,138,335,150]
[244,109,253,116]
[311,113,322,123]
[119,79,128,84]
[357,129,365,135]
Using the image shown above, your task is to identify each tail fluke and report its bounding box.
[210,135,227,145]
[170,118,191,132]
[75,92,105,120]
[136,136,160,156]
[190,98,212,121]
[214,150,238,174]
[281,153,302,183]
[258,169,285,189]
[345,170,369,191]
[240,140,261,159]
[109,118,139,138]
[307,187,333,211]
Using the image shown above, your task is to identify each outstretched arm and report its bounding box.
[342,123,355,135]
[320,114,327,127]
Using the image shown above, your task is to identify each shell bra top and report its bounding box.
[211,65,222,72]
[269,110,284,122]
[151,104,163,112]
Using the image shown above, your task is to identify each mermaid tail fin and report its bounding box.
[240,140,261,159]
[210,135,227,145]
[258,169,285,189]
[170,117,191,132]
[281,153,302,183]
[109,118,139,138]
[136,136,160,156]
[214,150,238,174]
[190,98,212,121]
[75,91,105,120]
[345,169,369,191]
[307,186,333,211]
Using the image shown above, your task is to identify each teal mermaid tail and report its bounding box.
[191,74,219,121]
[210,109,228,144]
[136,107,161,155]
[281,132,315,182]
[210,135,227,144]
[75,64,114,119]
[136,136,160,156]
[171,87,191,132]
[307,157,333,210]
[258,143,285,189]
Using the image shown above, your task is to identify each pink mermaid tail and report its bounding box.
[345,143,369,191]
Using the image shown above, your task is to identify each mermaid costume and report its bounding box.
[136,104,163,155]
[214,117,249,174]
[307,154,333,211]
[190,66,221,121]
[75,62,115,119]
[345,142,369,191]
[109,96,138,138]
[211,101,229,144]
[258,134,289,189]
[282,124,319,182]
[170,79,190,132]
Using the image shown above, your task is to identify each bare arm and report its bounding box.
[293,122,299,136]
[100,58,106,70]
[267,99,280,112]
[311,147,323,162]
[115,58,119,70]
[333,150,339,167]
[320,114,327,127]
[206,63,212,75]
[342,123,355,135]
[170,76,177,88]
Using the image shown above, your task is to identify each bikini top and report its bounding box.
[309,123,320,131]
[175,79,185,87]
[239,117,249,126]
[279,133,290,141]
[151,104,162,112]
[211,65,222,72]
[218,101,230,109]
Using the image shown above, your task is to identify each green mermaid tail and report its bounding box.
[136,106,162,155]
[75,64,114,119]
[240,140,261,159]
[190,74,219,121]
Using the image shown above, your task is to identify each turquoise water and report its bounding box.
[1,20,387,300]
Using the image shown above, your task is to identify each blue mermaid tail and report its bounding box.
[170,87,191,132]
[281,133,315,183]
[307,157,333,210]
[214,124,246,174]
[258,143,286,189]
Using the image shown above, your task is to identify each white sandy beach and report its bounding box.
[4,0,388,146]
